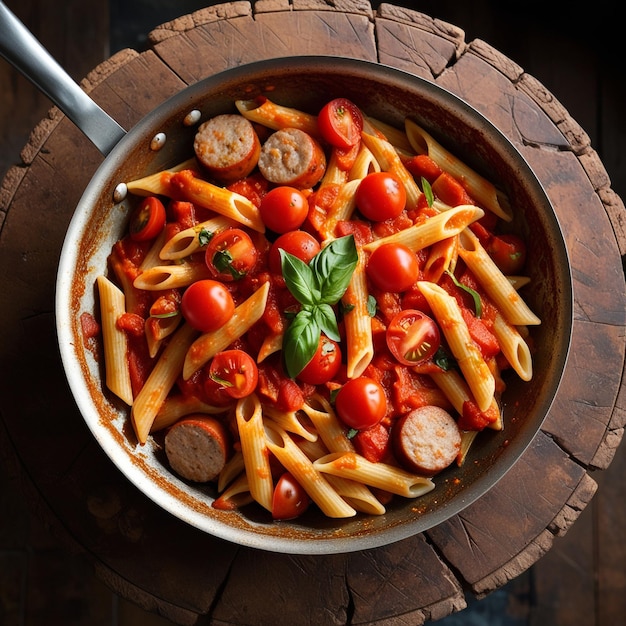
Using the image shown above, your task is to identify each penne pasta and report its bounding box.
[183,281,270,379]
[314,452,435,498]
[417,281,495,412]
[422,235,459,283]
[362,204,484,254]
[150,394,229,433]
[264,422,356,518]
[125,157,199,196]
[96,275,133,406]
[133,262,212,291]
[168,169,265,233]
[458,229,541,326]
[131,322,199,444]
[217,450,246,493]
[348,144,380,181]
[492,313,533,381]
[140,229,168,271]
[257,332,283,363]
[159,215,237,261]
[320,179,361,240]
[235,394,274,512]
[341,255,374,378]
[301,394,355,454]
[235,97,320,138]
[405,119,512,221]
[263,406,318,442]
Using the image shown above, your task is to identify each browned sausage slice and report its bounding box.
[393,406,461,476]
[164,414,230,482]
[257,128,326,189]
[194,114,261,184]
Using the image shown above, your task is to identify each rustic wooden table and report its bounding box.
[1,2,625,624]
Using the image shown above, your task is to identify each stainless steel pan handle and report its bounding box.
[0,1,126,155]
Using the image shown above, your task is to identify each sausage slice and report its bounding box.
[393,406,461,476]
[258,128,326,189]
[164,414,230,482]
[194,114,261,184]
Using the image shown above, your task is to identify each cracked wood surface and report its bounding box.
[0,1,625,624]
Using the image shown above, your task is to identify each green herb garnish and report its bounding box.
[445,269,482,318]
[281,235,358,378]
[421,176,435,207]
[198,227,213,247]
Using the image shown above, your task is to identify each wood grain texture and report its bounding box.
[0,1,624,624]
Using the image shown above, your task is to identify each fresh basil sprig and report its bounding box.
[445,269,482,318]
[281,235,358,378]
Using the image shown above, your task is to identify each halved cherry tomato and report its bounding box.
[486,234,527,274]
[297,336,342,385]
[386,310,441,366]
[205,228,258,281]
[317,98,363,150]
[335,377,387,430]
[180,279,235,332]
[209,349,259,399]
[259,186,309,233]
[268,230,321,275]
[366,243,419,292]
[272,472,311,520]
[129,196,166,241]
[355,171,406,222]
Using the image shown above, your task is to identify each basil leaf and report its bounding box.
[198,227,213,247]
[213,249,246,280]
[280,250,320,305]
[314,303,340,342]
[311,236,358,304]
[445,269,483,318]
[282,309,320,378]
[421,176,435,207]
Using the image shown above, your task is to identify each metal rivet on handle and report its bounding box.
[150,132,166,151]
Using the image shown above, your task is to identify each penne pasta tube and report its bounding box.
[133,262,212,291]
[217,451,246,493]
[131,323,199,444]
[159,215,237,261]
[257,332,282,363]
[140,229,168,271]
[341,256,374,378]
[125,157,198,196]
[145,313,181,358]
[301,394,355,454]
[96,275,133,406]
[422,235,459,283]
[150,394,229,433]
[213,472,253,510]
[364,116,414,154]
[263,406,318,442]
[458,229,541,326]
[235,394,274,512]
[168,169,265,233]
[417,281,495,412]
[235,97,320,138]
[320,179,361,240]
[457,431,479,467]
[320,149,350,187]
[361,132,422,209]
[362,204,484,254]
[347,144,380,181]
[492,313,533,381]
[183,281,270,379]
[313,452,435,498]
[405,119,512,221]
[264,422,356,518]
[322,474,386,515]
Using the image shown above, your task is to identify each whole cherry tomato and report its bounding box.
[180,279,235,333]
[272,472,311,520]
[259,186,309,233]
[355,171,406,222]
[386,309,441,366]
[335,377,387,430]
[209,349,259,399]
[129,196,166,241]
[366,243,419,292]
[268,230,321,275]
[317,98,363,150]
[297,336,342,385]
[205,228,258,281]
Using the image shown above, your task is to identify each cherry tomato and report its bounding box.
[259,186,309,233]
[366,243,419,292]
[272,472,311,520]
[129,196,166,241]
[335,377,387,430]
[355,171,407,222]
[180,279,235,333]
[205,228,258,281]
[209,350,259,399]
[386,310,441,366]
[268,230,321,275]
[297,335,342,385]
[317,98,363,150]
[486,234,527,274]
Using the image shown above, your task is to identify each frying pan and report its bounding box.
[0,2,573,554]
